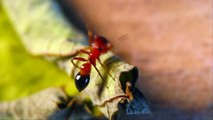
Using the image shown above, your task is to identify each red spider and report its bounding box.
[71,31,113,91]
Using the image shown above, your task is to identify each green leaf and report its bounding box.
[0,2,76,101]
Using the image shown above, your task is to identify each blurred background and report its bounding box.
[0,0,212,119]
[0,2,70,101]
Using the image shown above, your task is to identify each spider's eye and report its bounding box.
[75,72,90,91]
[98,47,103,51]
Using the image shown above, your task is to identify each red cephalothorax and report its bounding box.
[92,35,112,53]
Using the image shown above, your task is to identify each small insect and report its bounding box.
[71,31,113,92]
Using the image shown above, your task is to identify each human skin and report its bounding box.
[66,0,212,111]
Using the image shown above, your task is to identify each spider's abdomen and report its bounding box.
[75,72,90,91]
